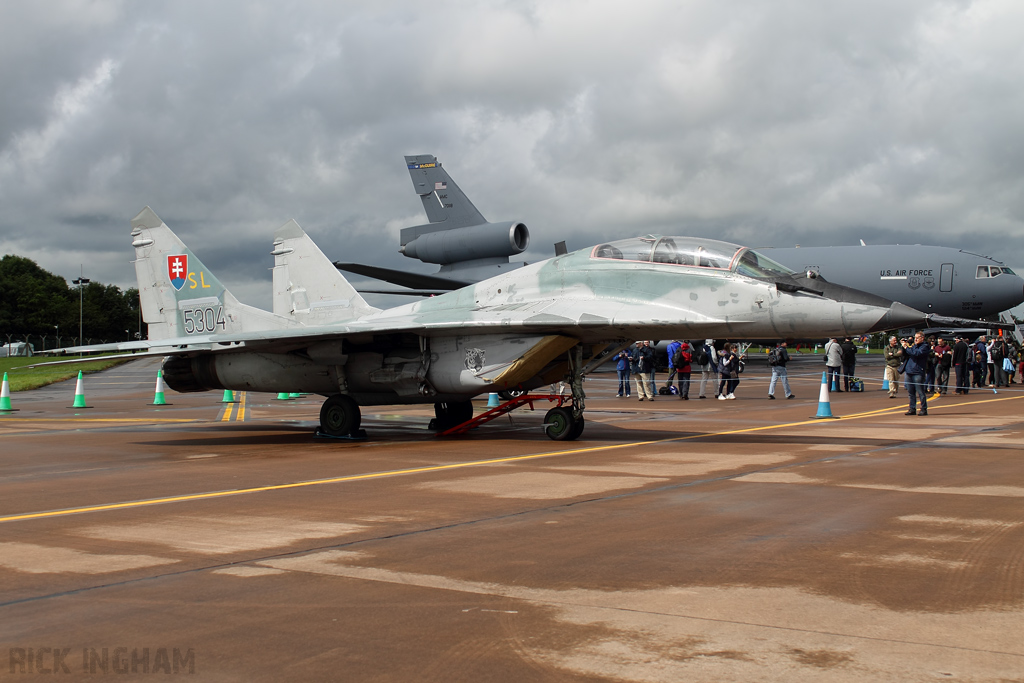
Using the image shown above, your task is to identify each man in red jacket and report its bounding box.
[671,341,692,400]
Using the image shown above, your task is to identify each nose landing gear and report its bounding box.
[429,400,474,432]
[543,405,585,441]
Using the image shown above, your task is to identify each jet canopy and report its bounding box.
[591,235,796,279]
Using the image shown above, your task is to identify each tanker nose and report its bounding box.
[867,301,927,333]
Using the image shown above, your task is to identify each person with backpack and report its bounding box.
[1007,342,1015,385]
[767,340,795,399]
[840,336,858,391]
[991,337,1009,387]
[695,339,717,398]
[669,341,692,399]
[824,337,843,391]
[973,337,988,388]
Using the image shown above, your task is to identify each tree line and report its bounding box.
[0,255,145,350]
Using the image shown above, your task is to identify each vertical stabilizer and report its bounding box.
[131,207,297,341]
[271,219,380,323]
[404,154,486,238]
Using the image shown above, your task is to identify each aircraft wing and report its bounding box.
[333,262,467,291]
[924,314,1016,331]
[42,296,747,361]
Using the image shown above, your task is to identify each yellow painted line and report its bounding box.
[237,392,246,421]
[0,418,197,423]
[221,401,235,422]
[2,393,1022,524]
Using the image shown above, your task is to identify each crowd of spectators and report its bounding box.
[612,333,1022,414]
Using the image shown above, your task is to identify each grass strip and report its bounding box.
[1,355,130,392]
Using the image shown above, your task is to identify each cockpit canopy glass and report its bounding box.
[591,235,796,279]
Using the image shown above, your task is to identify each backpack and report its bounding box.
[767,347,779,367]
[694,346,709,366]
[671,347,691,368]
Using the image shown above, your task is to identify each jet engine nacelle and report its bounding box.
[162,353,339,395]
[400,221,529,265]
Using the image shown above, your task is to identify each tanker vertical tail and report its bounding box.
[404,154,486,229]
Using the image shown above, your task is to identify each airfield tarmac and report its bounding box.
[1,355,1023,682]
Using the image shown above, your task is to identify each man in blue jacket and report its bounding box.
[665,339,682,395]
[903,331,932,416]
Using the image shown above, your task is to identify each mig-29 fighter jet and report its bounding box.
[63,207,926,441]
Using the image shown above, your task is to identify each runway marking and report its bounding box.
[219,392,246,422]
[0,418,197,424]
[1,394,1022,524]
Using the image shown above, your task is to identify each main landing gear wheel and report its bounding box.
[320,394,361,437]
[498,388,527,401]
[545,406,581,441]
[568,413,585,440]
[430,400,474,432]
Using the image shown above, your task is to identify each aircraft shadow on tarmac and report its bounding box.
[132,418,917,450]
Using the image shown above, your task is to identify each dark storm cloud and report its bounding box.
[1,0,1022,310]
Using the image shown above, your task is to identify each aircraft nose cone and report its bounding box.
[867,301,927,333]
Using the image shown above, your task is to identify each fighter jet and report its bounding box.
[53,207,925,441]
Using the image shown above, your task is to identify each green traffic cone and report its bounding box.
[275,392,292,400]
[1,372,14,412]
[71,371,90,409]
[152,370,167,406]
[222,389,235,403]
[288,393,301,398]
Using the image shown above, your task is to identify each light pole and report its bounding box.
[72,267,90,356]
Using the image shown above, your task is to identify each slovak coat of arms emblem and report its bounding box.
[168,254,188,291]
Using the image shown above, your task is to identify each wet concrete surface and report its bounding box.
[1,354,1023,681]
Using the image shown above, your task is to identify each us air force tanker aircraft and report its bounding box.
[59,207,925,441]
[349,155,1023,326]
[760,245,1024,321]
[334,154,532,295]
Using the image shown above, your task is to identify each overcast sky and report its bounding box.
[1,0,1022,310]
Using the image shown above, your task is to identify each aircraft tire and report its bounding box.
[320,394,361,437]
[544,407,576,441]
[433,400,474,431]
[568,413,585,440]
[498,389,526,400]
